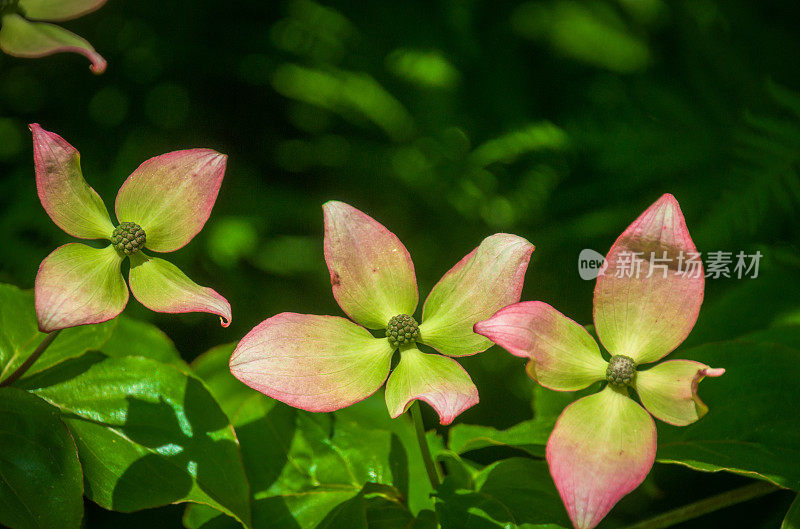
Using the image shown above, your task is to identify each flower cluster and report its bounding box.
[230,201,534,424]
[476,194,723,529]
[31,124,231,332]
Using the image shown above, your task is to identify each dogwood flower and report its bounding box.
[475,194,724,529]
[31,124,231,332]
[0,0,106,73]
[230,201,533,424]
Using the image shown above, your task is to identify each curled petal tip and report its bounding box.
[635,360,724,426]
[89,54,106,74]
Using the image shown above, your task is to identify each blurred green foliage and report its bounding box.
[1,0,800,527]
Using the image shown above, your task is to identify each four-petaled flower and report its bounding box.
[31,124,231,332]
[475,194,724,529]
[230,202,534,424]
[0,0,106,73]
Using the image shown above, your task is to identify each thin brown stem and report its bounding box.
[621,481,781,529]
[0,329,61,387]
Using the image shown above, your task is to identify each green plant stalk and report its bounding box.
[0,329,61,387]
[410,400,442,489]
[622,481,781,529]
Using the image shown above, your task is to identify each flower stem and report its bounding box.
[0,329,61,387]
[410,400,442,489]
[622,481,781,529]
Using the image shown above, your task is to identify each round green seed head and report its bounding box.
[112,222,146,255]
[606,355,637,386]
[386,314,420,349]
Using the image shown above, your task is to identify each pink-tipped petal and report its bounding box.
[634,360,725,426]
[419,233,534,357]
[17,0,106,22]
[128,253,231,327]
[547,386,657,529]
[384,347,478,425]
[115,150,226,253]
[323,201,418,329]
[229,313,395,412]
[594,194,704,364]
[0,14,106,73]
[35,243,127,332]
[29,124,114,239]
[474,301,607,391]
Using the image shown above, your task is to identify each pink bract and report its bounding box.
[230,201,534,424]
[475,193,723,529]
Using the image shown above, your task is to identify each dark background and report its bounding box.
[1,0,799,527]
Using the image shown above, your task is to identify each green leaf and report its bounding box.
[657,341,800,490]
[191,343,259,420]
[737,325,800,351]
[783,494,800,529]
[183,393,407,529]
[447,421,546,457]
[0,283,115,382]
[187,344,433,529]
[100,314,185,366]
[435,458,569,529]
[24,354,251,527]
[0,387,83,529]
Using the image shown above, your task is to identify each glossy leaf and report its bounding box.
[448,420,547,457]
[323,201,418,329]
[230,313,393,412]
[28,124,113,239]
[436,458,570,529]
[35,243,127,332]
[385,347,478,425]
[26,355,251,527]
[192,343,259,420]
[100,314,185,367]
[474,301,607,391]
[17,0,106,21]
[184,396,407,529]
[0,14,106,73]
[656,341,800,490]
[128,253,231,327]
[594,193,704,364]
[0,283,115,382]
[0,388,83,529]
[784,495,800,529]
[420,233,534,357]
[115,149,227,253]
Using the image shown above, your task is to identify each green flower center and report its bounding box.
[386,314,420,349]
[606,355,636,386]
[112,222,146,255]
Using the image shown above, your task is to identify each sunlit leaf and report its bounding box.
[0,283,115,383]
[24,354,251,527]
